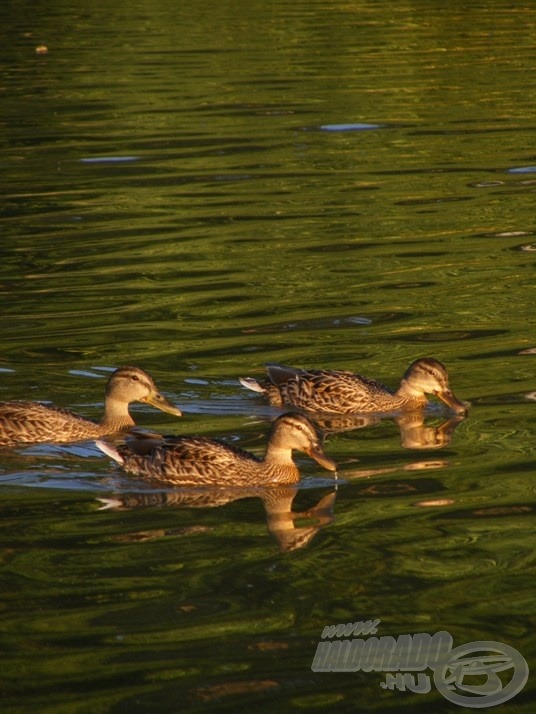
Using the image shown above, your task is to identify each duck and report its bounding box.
[239,357,467,415]
[0,366,183,446]
[96,412,337,487]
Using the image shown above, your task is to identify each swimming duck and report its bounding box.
[239,358,467,415]
[96,413,337,487]
[0,366,182,446]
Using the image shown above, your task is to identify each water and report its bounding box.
[1,0,535,711]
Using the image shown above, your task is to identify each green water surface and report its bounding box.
[1,1,535,712]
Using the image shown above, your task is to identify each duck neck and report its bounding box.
[263,445,300,483]
[394,379,427,408]
[100,398,135,430]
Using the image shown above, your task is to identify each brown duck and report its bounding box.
[240,358,467,415]
[0,366,182,446]
[96,413,337,487]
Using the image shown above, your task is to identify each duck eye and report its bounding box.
[131,375,140,382]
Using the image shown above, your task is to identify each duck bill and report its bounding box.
[307,444,338,472]
[144,391,183,417]
[436,390,467,416]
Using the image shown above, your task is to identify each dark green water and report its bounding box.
[1,1,535,711]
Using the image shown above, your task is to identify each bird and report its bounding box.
[239,358,467,415]
[96,412,337,487]
[0,366,183,446]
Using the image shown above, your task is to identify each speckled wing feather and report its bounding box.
[117,436,263,486]
[0,401,100,445]
[98,413,334,487]
[266,365,395,414]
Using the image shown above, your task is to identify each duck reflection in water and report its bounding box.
[313,412,466,449]
[99,485,337,553]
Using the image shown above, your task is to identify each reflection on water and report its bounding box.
[99,485,337,554]
[314,411,465,450]
[1,0,536,710]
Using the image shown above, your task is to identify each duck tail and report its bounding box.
[97,497,123,510]
[239,377,266,394]
[95,439,124,465]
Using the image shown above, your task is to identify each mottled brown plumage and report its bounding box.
[96,413,337,487]
[240,358,467,415]
[0,366,182,446]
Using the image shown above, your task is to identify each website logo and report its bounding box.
[311,619,528,708]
